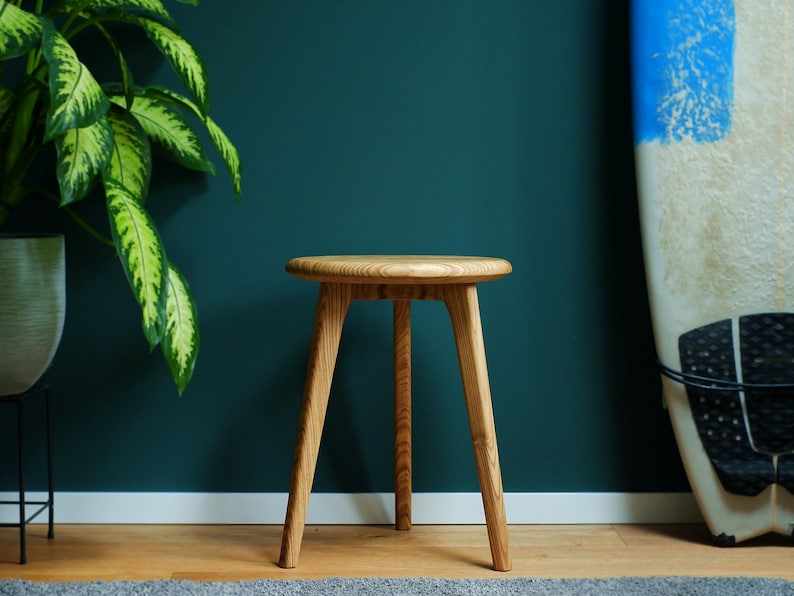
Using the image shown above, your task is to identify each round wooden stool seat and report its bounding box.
[286,255,512,284]
[279,254,512,572]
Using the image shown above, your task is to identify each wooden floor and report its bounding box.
[0,524,792,582]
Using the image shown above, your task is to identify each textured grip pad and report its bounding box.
[679,319,775,496]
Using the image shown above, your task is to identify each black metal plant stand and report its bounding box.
[0,384,54,564]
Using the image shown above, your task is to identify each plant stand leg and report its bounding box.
[45,387,54,540]
[17,398,27,565]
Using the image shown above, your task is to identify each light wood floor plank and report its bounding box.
[0,524,792,582]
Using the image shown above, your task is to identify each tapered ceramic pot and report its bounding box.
[0,234,66,396]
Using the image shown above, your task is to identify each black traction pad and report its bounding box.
[740,314,794,455]
[678,319,776,496]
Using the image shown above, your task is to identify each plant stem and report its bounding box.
[0,185,25,227]
[63,206,115,247]
[34,187,115,247]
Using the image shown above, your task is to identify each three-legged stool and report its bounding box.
[278,255,512,571]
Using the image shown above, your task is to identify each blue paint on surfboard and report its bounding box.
[631,0,736,144]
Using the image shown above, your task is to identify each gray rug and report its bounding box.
[1,577,794,595]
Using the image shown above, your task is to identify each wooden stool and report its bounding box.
[278,255,512,571]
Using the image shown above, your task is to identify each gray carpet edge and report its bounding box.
[2,577,794,595]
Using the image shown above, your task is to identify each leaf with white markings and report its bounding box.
[104,178,167,348]
[106,105,151,200]
[53,115,114,205]
[146,86,241,201]
[0,1,42,60]
[59,0,175,27]
[138,17,209,115]
[162,263,199,395]
[108,91,214,172]
[205,117,242,201]
[41,18,109,140]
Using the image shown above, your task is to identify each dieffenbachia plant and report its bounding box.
[0,0,242,394]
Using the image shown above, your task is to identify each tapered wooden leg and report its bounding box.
[393,300,412,531]
[443,284,511,572]
[279,283,352,569]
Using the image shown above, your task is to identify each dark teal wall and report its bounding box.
[2,1,690,493]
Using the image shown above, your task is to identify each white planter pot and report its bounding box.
[0,234,66,396]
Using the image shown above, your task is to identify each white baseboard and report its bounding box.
[0,492,703,525]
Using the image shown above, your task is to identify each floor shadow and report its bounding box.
[628,523,794,548]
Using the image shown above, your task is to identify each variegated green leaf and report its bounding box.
[162,262,199,395]
[0,84,13,133]
[60,0,175,26]
[136,85,241,201]
[0,1,42,60]
[53,116,114,205]
[138,17,209,114]
[104,178,167,348]
[109,92,214,172]
[205,117,241,201]
[135,85,192,111]
[106,106,151,201]
[175,0,198,5]
[42,19,110,140]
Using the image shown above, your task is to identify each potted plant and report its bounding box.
[0,0,242,394]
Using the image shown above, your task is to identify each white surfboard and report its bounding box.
[632,0,794,543]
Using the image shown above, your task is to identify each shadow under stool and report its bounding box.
[0,384,55,564]
[278,255,512,572]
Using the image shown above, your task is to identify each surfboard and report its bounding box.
[631,0,794,544]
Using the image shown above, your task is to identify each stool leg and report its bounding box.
[443,284,511,572]
[279,283,352,569]
[393,300,412,531]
